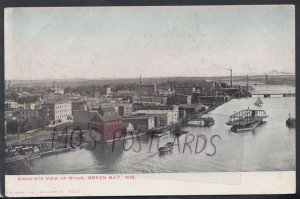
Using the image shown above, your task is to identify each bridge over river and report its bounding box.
[249,90,295,97]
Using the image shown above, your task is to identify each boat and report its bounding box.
[226,109,268,132]
[158,142,173,153]
[202,116,215,127]
[149,128,169,138]
[186,114,215,127]
[146,127,164,134]
[187,120,204,126]
[174,130,189,137]
[286,114,295,128]
[254,97,263,106]
[154,131,168,138]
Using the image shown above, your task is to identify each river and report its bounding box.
[6,85,295,174]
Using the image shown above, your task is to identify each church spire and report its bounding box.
[140,74,142,84]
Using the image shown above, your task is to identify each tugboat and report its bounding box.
[158,142,173,153]
[286,113,295,128]
[254,97,263,107]
[226,109,268,132]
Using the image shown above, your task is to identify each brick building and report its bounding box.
[90,106,123,141]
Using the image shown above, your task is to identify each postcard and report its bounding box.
[4,5,295,197]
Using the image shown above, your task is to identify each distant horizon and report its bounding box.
[5,73,295,82]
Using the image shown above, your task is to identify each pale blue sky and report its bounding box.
[5,5,295,80]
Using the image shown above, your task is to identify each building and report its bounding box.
[118,104,133,117]
[112,91,135,102]
[177,104,208,119]
[133,94,167,104]
[41,102,72,122]
[174,85,195,95]
[135,83,156,95]
[25,102,37,110]
[71,101,86,115]
[90,106,123,141]
[17,109,40,121]
[167,93,192,105]
[123,115,155,131]
[192,93,227,106]
[133,108,178,126]
[5,101,25,111]
[106,88,112,96]
[133,103,172,111]
[73,110,98,129]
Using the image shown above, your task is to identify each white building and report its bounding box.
[133,108,178,125]
[41,102,72,122]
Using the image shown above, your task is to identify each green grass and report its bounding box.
[25,128,42,136]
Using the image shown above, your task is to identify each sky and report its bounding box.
[5,5,295,80]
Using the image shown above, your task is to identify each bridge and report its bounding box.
[249,90,295,97]
[226,109,268,132]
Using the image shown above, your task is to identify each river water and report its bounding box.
[6,85,295,174]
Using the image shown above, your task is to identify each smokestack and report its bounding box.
[246,75,249,91]
[230,69,232,88]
